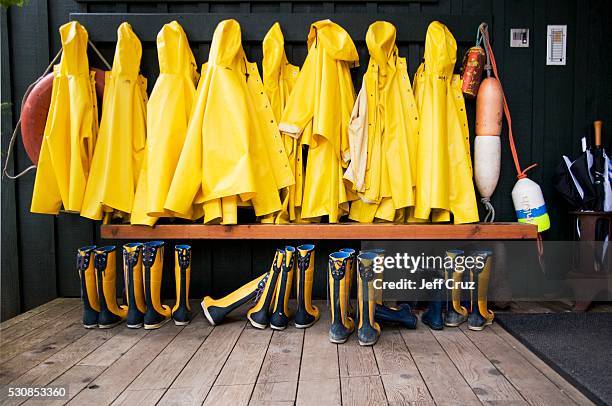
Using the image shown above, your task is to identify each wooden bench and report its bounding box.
[100,222,538,240]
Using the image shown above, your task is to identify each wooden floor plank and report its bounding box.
[0,299,76,331]
[0,328,121,406]
[21,365,106,406]
[298,308,339,382]
[250,381,296,406]
[157,319,245,406]
[338,334,379,377]
[202,384,252,406]
[374,327,433,404]
[66,322,183,405]
[341,375,388,406]
[461,325,578,406]
[431,327,525,403]
[296,379,341,406]
[108,389,166,406]
[400,323,482,405]
[0,322,90,385]
[77,327,148,367]
[0,305,81,361]
[213,325,272,386]
[256,328,304,384]
[490,324,595,406]
[113,314,211,405]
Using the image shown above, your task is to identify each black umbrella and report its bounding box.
[591,120,606,211]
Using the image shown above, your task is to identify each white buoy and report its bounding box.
[511,177,550,232]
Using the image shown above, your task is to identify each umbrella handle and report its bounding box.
[594,120,602,148]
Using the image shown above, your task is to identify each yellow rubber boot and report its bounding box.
[294,244,319,328]
[270,246,295,330]
[143,241,171,329]
[468,250,495,331]
[123,243,146,328]
[328,251,354,343]
[356,252,381,346]
[94,246,127,328]
[339,248,356,317]
[172,244,192,325]
[77,245,99,328]
[201,273,269,326]
[444,249,468,327]
[247,249,283,329]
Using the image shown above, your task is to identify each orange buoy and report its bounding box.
[474,77,504,220]
[21,68,105,165]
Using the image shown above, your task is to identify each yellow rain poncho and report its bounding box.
[31,21,98,214]
[131,21,199,226]
[345,21,420,223]
[260,22,301,224]
[413,21,478,224]
[279,20,358,223]
[164,19,294,224]
[81,23,147,221]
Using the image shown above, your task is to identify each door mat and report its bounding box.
[496,312,612,406]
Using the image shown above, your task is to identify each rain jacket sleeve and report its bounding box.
[278,50,316,138]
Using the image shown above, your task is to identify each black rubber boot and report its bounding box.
[77,246,99,329]
[123,243,146,329]
[172,244,192,326]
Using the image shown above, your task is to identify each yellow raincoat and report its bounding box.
[260,22,302,224]
[81,23,147,221]
[31,21,98,214]
[412,22,478,224]
[164,19,294,224]
[279,20,358,223]
[131,21,199,226]
[346,21,420,223]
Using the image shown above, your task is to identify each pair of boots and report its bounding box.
[328,250,381,346]
[77,242,191,330]
[421,249,494,331]
[201,244,319,330]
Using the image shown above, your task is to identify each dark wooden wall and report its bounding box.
[2,0,611,320]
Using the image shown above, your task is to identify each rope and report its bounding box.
[481,197,495,222]
[3,40,110,180]
[478,24,537,180]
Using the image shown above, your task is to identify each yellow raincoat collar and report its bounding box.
[209,19,245,67]
[262,22,287,85]
[366,21,397,76]
[157,20,197,79]
[423,21,457,76]
[307,20,359,64]
[58,21,89,76]
[112,22,142,77]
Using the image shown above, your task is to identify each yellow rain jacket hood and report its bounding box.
[164,19,294,224]
[346,21,420,223]
[261,22,302,224]
[81,22,147,221]
[413,21,478,224]
[279,20,358,222]
[131,21,199,225]
[31,21,98,214]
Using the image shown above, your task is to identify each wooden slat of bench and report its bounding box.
[400,323,482,405]
[460,325,580,406]
[100,223,538,240]
[431,327,525,403]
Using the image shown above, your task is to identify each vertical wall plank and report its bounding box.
[1,7,21,320]
[9,0,58,310]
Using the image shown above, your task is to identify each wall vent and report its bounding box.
[547,25,567,65]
